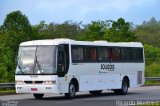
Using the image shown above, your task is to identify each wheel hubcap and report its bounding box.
[69,84,75,97]
[123,81,128,92]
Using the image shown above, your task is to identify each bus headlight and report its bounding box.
[43,81,56,85]
[16,80,24,85]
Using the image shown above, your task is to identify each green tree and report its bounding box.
[134,17,160,78]
[32,21,49,39]
[0,10,33,82]
[2,10,33,51]
[144,44,160,77]
[107,18,136,42]
[79,18,136,42]
[51,21,82,39]
[33,20,82,39]
[135,17,160,47]
[79,20,111,41]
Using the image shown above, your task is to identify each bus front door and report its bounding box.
[57,44,69,77]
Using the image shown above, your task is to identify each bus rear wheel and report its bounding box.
[65,82,76,99]
[114,78,128,95]
[89,90,102,95]
[33,94,44,99]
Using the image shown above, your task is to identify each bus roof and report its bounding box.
[20,38,143,47]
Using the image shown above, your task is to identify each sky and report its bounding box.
[0,0,160,25]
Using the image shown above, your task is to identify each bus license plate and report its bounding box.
[31,88,38,91]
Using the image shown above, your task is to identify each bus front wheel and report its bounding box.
[65,82,76,99]
[33,94,44,99]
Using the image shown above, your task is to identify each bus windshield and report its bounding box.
[16,46,57,75]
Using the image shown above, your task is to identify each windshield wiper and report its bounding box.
[34,48,44,74]
[17,63,24,74]
[35,58,44,74]
[17,56,24,74]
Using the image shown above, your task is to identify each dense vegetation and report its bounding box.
[0,10,160,82]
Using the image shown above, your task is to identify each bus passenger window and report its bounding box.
[84,47,97,61]
[122,48,132,61]
[108,48,113,60]
[98,47,109,61]
[71,46,84,62]
[91,48,96,60]
[132,48,143,62]
[109,48,121,61]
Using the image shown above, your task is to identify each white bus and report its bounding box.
[15,38,145,99]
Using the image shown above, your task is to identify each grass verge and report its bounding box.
[0,88,16,96]
[144,81,160,86]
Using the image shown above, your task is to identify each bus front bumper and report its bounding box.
[15,84,59,94]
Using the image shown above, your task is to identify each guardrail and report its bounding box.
[145,77,160,81]
[0,77,160,88]
[0,83,15,88]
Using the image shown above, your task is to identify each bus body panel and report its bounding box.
[65,62,144,92]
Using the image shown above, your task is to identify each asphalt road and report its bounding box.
[1,86,160,106]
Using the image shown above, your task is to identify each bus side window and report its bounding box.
[58,46,65,72]
[71,46,84,62]
[122,48,132,62]
[98,47,109,61]
[109,48,113,61]
[84,47,97,61]
[91,48,96,60]
[109,48,121,61]
[57,44,69,77]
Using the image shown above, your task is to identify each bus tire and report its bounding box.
[89,90,102,95]
[65,82,76,99]
[114,78,129,95]
[33,94,44,99]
